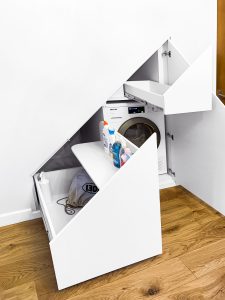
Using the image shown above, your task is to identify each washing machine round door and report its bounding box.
[118,117,161,148]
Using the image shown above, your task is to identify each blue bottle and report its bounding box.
[112,142,122,168]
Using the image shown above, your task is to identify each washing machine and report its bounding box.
[102,98,167,175]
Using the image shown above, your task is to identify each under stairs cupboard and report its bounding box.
[34,38,225,290]
[124,39,212,115]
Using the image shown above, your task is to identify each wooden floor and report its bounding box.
[1,186,225,299]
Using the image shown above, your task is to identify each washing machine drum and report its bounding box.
[118,117,161,148]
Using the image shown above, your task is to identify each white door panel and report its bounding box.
[50,134,162,289]
[170,94,225,215]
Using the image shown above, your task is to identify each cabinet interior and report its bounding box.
[34,97,175,240]
[34,38,212,240]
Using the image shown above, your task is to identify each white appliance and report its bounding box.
[102,98,167,174]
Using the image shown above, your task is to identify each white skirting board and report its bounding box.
[0,209,41,227]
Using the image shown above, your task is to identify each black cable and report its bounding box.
[56,197,77,215]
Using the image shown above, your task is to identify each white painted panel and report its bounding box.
[167,40,189,85]
[72,134,138,189]
[35,174,57,239]
[170,94,225,215]
[44,168,83,196]
[50,134,162,290]
[129,51,159,82]
[158,42,169,84]
[72,142,117,188]
[157,40,189,85]
[164,47,212,114]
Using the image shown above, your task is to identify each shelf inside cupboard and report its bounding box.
[124,80,170,109]
[71,141,118,189]
[72,141,176,190]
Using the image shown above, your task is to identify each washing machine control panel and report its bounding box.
[128,106,145,114]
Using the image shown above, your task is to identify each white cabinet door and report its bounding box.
[124,40,212,115]
[169,94,225,215]
[50,134,162,290]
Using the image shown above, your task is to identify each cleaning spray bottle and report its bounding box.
[112,141,122,168]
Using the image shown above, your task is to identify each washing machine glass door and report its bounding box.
[118,117,161,148]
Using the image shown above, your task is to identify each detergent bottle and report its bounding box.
[112,141,122,168]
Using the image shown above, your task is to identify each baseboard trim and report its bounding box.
[0,209,41,227]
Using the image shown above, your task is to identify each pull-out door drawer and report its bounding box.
[35,133,162,290]
[124,39,212,115]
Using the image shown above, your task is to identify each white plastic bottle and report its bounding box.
[39,172,52,204]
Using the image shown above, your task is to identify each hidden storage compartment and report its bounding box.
[34,168,83,239]
[34,107,139,240]
[124,39,212,114]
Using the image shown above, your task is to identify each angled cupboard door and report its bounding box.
[124,39,212,115]
[168,94,225,215]
[47,134,162,290]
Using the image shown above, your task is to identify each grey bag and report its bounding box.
[67,168,99,208]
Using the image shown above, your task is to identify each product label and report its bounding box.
[82,183,99,194]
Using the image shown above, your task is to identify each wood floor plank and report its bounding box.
[154,267,225,300]
[178,187,222,223]
[161,225,225,267]
[1,281,38,300]
[59,258,195,300]
[0,251,54,290]
[0,219,46,244]
[193,206,222,226]
[35,256,166,300]
[180,239,225,278]
[163,214,225,256]
[160,186,187,202]
[0,231,49,267]
[161,204,197,227]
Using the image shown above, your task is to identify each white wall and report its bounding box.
[0,0,217,226]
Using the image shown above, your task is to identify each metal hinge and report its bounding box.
[162,50,171,58]
[166,132,174,140]
[168,168,176,177]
